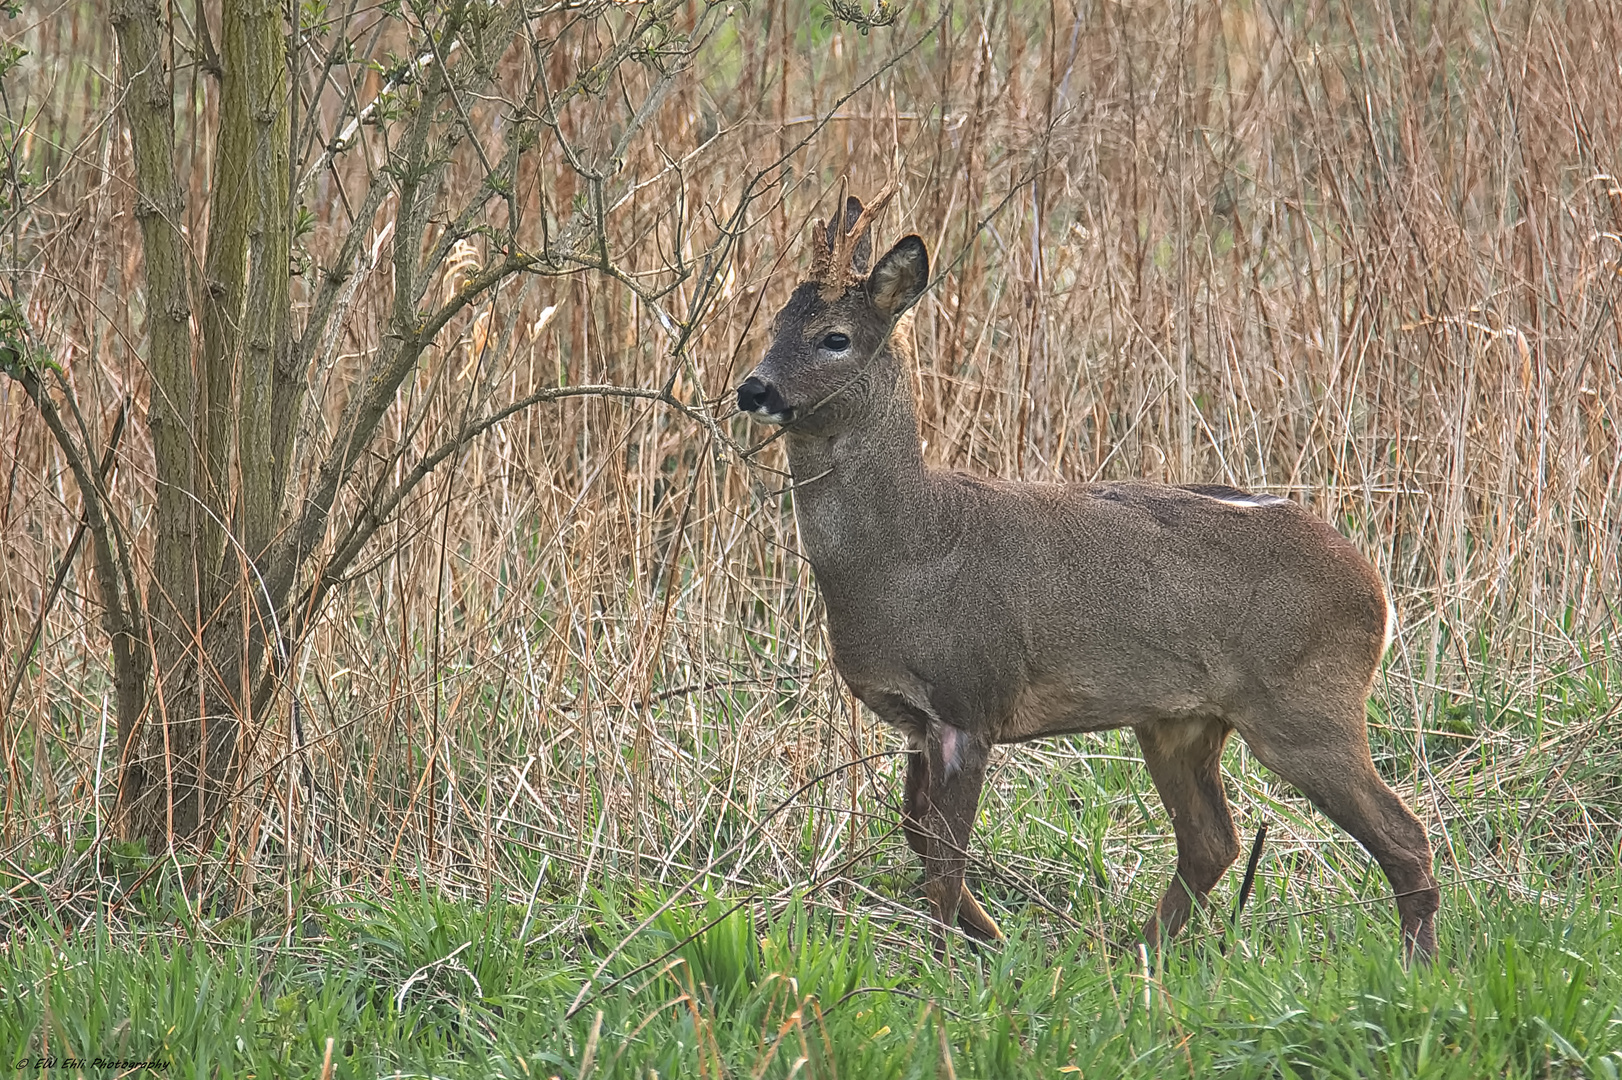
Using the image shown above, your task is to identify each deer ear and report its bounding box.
[867,235,928,316]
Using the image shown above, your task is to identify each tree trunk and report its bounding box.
[111,0,290,846]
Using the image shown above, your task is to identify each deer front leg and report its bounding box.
[913,724,993,953]
[904,743,1004,942]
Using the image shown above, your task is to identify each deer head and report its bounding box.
[737,190,928,437]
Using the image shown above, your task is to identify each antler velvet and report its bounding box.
[809,180,896,300]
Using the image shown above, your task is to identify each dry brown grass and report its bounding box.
[1,1,1618,934]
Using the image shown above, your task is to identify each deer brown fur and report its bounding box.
[736,195,1439,960]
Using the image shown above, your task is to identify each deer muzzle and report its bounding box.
[736,374,795,424]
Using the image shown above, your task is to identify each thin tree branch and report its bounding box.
[14,370,147,751]
[295,23,438,201]
[287,381,730,634]
[296,171,392,372]
[3,400,128,718]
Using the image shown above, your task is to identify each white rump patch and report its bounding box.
[1206,492,1287,508]
[1383,597,1397,656]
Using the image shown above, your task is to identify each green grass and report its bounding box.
[4,649,1618,1078]
[1,878,1619,1077]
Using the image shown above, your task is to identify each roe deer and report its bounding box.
[736,192,1439,960]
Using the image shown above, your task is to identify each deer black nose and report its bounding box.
[736,375,792,419]
[736,375,769,411]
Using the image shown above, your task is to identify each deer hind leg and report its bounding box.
[903,745,1003,942]
[1240,705,1439,961]
[1136,717,1242,947]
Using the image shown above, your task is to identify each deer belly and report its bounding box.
[996,673,1205,742]
[997,676,1113,741]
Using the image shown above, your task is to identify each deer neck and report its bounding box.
[782,376,933,574]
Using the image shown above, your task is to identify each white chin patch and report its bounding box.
[744,406,791,424]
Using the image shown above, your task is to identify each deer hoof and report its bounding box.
[958,885,1004,941]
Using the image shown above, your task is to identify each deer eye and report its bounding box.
[820,332,851,352]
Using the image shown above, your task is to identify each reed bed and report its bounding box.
[1,0,1618,973]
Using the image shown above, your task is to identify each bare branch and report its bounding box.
[14,370,147,752]
[297,171,392,371]
[2,401,128,719]
[295,31,443,201]
[288,373,737,637]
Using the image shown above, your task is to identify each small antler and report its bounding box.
[809,179,897,298]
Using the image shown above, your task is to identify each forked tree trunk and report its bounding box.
[87,0,702,849]
[110,0,290,845]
